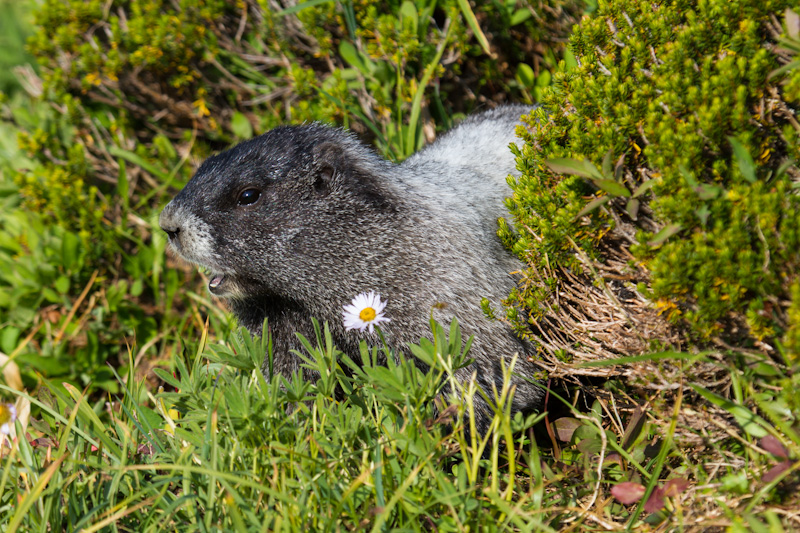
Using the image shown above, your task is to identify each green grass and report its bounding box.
[1,320,555,531]
[2,319,800,530]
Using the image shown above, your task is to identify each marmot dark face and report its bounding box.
[159,124,398,302]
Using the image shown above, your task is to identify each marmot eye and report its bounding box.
[237,188,261,206]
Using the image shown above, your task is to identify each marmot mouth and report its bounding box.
[208,273,226,294]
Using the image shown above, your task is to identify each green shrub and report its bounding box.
[504,0,800,355]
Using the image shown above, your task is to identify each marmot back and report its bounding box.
[159,105,542,434]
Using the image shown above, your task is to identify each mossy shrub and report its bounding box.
[504,0,800,355]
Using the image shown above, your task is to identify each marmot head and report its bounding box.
[159,124,399,301]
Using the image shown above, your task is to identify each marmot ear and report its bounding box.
[311,142,343,195]
[312,140,395,211]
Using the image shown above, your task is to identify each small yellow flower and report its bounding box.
[0,403,17,435]
[85,72,101,86]
[343,291,390,333]
[193,98,210,117]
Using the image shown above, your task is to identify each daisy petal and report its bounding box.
[343,291,390,334]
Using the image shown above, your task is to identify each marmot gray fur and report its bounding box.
[159,105,542,433]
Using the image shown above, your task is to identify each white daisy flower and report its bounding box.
[0,403,16,435]
[343,291,390,333]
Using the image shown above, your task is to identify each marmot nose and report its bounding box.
[159,206,182,241]
[163,226,180,240]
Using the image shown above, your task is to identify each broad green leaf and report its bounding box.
[546,157,601,179]
[728,136,757,183]
[399,1,418,34]
[575,195,610,219]
[633,179,656,198]
[516,63,535,88]
[626,198,639,220]
[563,47,578,70]
[231,112,253,139]
[54,275,70,294]
[647,223,682,246]
[594,178,631,197]
[536,69,551,87]
[339,41,370,75]
[620,407,646,450]
[61,231,80,270]
[510,9,532,26]
[553,417,581,442]
[601,149,613,177]
[153,368,183,389]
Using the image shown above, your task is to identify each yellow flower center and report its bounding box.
[0,404,11,425]
[359,307,377,322]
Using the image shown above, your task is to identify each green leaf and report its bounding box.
[647,223,682,246]
[696,204,711,227]
[117,157,129,212]
[575,195,610,219]
[61,231,80,270]
[0,326,20,354]
[620,407,646,450]
[457,0,492,56]
[153,368,183,389]
[536,69,551,87]
[510,8,532,26]
[680,164,723,198]
[647,224,683,246]
[405,22,452,157]
[690,385,770,438]
[231,112,253,139]
[601,149,613,177]
[594,179,631,197]
[63,382,123,458]
[399,1,418,34]
[16,353,70,375]
[776,157,795,177]
[695,184,723,200]
[54,275,70,294]
[728,136,757,183]
[339,41,370,75]
[626,198,639,219]
[563,47,578,70]
[516,63,535,88]
[679,164,699,187]
[633,179,656,198]
[108,145,170,182]
[546,157,602,179]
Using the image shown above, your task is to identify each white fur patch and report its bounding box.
[161,204,228,274]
